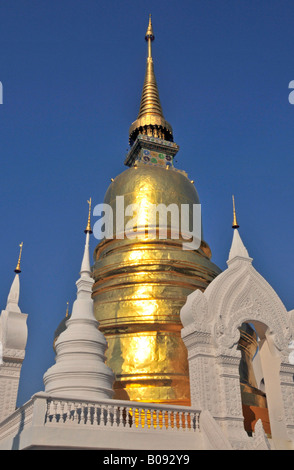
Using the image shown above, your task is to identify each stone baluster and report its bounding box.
[182,412,187,430]
[116,406,122,427]
[106,405,113,427]
[47,400,54,422]
[153,409,159,430]
[138,408,143,428]
[193,411,199,431]
[162,410,166,430]
[126,407,132,427]
[80,403,85,424]
[154,409,158,430]
[167,410,172,430]
[65,401,72,422]
[59,400,65,423]
[100,404,106,426]
[52,401,58,423]
[72,402,78,423]
[87,405,94,425]
[172,411,177,431]
[149,409,155,430]
[95,404,101,426]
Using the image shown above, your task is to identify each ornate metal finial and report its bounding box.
[145,14,155,43]
[65,301,69,318]
[14,242,23,273]
[84,198,93,234]
[232,195,239,229]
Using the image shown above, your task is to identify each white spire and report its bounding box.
[0,250,28,421]
[6,274,21,313]
[79,198,92,278]
[5,241,23,313]
[70,231,94,321]
[227,229,251,264]
[43,223,114,400]
[79,231,91,277]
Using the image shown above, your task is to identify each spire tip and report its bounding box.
[232,195,239,229]
[14,242,23,273]
[65,301,69,318]
[145,13,154,41]
[84,198,93,234]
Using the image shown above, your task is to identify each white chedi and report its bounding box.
[0,270,28,422]
[43,231,114,400]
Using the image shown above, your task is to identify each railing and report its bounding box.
[0,394,201,447]
[45,397,201,433]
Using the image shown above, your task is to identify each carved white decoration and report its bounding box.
[181,229,294,450]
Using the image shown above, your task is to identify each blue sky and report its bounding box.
[0,0,293,406]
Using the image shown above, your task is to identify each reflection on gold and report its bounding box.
[127,407,193,429]
[128,250,143,262]
[136,196,150,225]
[128,335,156,368]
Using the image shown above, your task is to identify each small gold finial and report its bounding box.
[14,242,23,273]
[145,13,154,42]
[65,301,69,317]
[84,198,93,234]
[232,195,239,229]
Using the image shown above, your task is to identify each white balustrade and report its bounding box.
[44,397,200,433]
[0,393,201,448]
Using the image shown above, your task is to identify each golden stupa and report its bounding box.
[50,18,271,434]
[92,16,221,405]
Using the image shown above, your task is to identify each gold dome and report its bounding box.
[103,163,200,237]
[93,162,220,404]
[105,164,199,204]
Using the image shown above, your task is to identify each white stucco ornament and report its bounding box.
[181,228,294,450]
[288,339,294,365]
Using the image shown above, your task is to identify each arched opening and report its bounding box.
[238,321,271,437]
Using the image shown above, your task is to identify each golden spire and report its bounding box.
[137,14,162,118]
[145,13,154,40]
[129,15,173,144]
[65,301,69,317]
[14,242,23,273]
[232,195,239,229]
[84,198,93,234]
